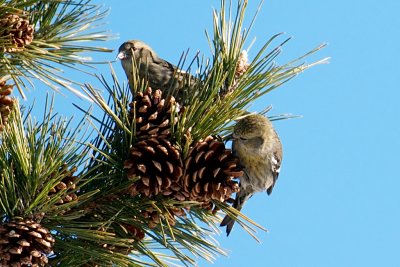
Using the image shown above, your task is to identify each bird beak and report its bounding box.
[116,51,126,60]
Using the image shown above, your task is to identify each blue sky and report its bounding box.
[28,0,400,266]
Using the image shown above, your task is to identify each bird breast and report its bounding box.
[234,140,274,192]
[241,157,274,192]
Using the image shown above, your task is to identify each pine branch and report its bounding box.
[0,96,91,218]
[0,0,328,265]
[74,0,328,264]
[77,71,226,266]
[0,0,114,98]
[175,0,328,150]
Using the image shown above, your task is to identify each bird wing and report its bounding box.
[153,56,177,71]
[267,149,282,195]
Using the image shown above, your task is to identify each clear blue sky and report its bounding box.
[30,0,400,266]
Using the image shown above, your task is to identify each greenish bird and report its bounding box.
[221,114,283,236]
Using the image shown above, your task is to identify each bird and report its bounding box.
[117,40,194,99]
[220,114,283,236]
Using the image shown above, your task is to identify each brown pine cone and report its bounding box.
[140,206,185,228]
[128,87,179,139]
[0,81,14,132]
[183,136,243,211]
[120,223,145,241]
[48,165,78,208]
[124,136,185,201]
[0,218,55,266]
[0,14,34,53]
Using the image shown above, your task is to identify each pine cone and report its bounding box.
[0,81,14,132]
[140,206,185,228]
[0,14,34,53]
[235,50,250,78]
[220,50,250,98]
[97,223,144,256]
[183,136,243,211]
[120,223,145,241]
[128,87,179,139]
[124,136,185,201]
[48,164,78,207]
[0,218,55,266]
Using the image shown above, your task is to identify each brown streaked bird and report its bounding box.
[220,114,283,236]
[117,40,194,98]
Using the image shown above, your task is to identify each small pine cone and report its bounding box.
[92,224,139,258]
[48,164,78,207]
[220,50,250,98]
[128,87,179,139]
[140,207,182,228]
[0,81,14,132]
[183,136,243,210]
[0,218,54,266]
[97,223,143,256]
[235,50,250,78]
[169,206,187,218]
[141,210,161,229]
[124,136,184,200]
[121,223,145,241]
[0,14,34,53]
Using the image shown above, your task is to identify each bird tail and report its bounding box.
[220,190,252,236]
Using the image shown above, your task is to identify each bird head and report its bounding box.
[116,40,155,64]
[233,114,273,150]
[234,114,271,138]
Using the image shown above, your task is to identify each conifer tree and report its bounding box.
[0,0,327,266]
